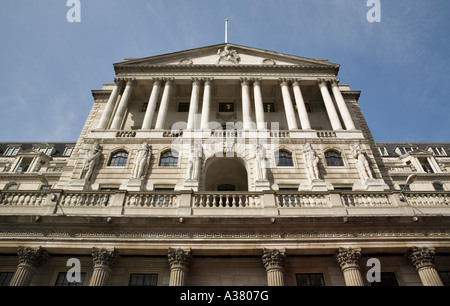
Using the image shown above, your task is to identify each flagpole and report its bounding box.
[225,18,228,43]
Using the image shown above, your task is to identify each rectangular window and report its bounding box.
[219,102,234,112]
[41,185,52,191]
[129,274,158,286]
[55,272,86,286]
[4,147,20,157]
[296,273,325,286]
[399,147,417,155]
[370,272,399,286]
[263,103,275,113]
[439,271,450,286]
[63,147,74,157]
[0,272,13,286]
[177,102,190,112]
[378,147,389,157]
[432,147,447,156]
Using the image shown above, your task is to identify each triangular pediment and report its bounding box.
[114,43,339,69]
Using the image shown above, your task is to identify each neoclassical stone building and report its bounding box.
[0,44,449,286]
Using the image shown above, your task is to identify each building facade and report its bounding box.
[0,43,449,286]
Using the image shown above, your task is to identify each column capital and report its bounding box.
[168,248,192,270]
[252,78,262,86]
[329,78,340,86]
[409,247,436,270]
[191,77,202,86]
[202,77,214,85]
[17,246,48,269]
[123,78,137,88]
[336,248,361,270]
[152,77,164,86]
[163,77,175,85]
[113,78,125,87]
[92,248,119,269]
[262,249,286,271]
[240,77,252,86]
[279,78,292,87]
[292,78,302,86]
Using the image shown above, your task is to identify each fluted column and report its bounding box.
[292,79,312,130]
[187,78,202,130]
[409,247,444,286]
[330,79,356,130]
[241,78,253,130]
[200,78,213,130]
[279,79,299,130]
[318,79,343,131]
[97,78,124,130]
[168,248,192,286]
[9,247,47,286]
[253,78,266,130]
[262,249,286,286]
[89,248,119,286]
[155,78,174,130]
[142,78,163,130]
[336,248,365,286]
[110,78,136,130]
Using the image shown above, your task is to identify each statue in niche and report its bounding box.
[186,144,203,181]
[254,144,268,181]
[80,142,102,182]
[217,46,240,64]
[132,142,151,180]
[352,143,374,181]
[304,143,320,181]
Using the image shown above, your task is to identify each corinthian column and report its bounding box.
[200,78,213,130]
[168,248,192,286]
[155,78,174,130]
[142,78,163,130]
[262,249,286,286]
[89,248,119,286]
[110,78,136,130]
[292,79,312,130]
[318,79,343,131]
[241,78,253,130]
[9,247,47,286]
[187,78,202,130]
[279,79,299,130]
[253,78,266,130]
[336,248,365,286]
[97,78,124,130]
[409,247,444,286]
[330,79,356,130]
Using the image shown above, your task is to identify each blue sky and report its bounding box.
[0,0,449,143]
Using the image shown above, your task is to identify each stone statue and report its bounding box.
[132,142,151,179]
[186,144,202,181]
[80,142,102,181]
[254,144,268,181]
[304,143,320,181]
[352,144,373,181]
[217,46,240,64]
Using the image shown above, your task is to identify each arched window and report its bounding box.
[276,150,294,167]
[159,150,178,167]
[325,150,344,167]
[108,151,128,167]
[433,182,445,191]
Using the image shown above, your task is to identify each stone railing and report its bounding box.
[341,193,392,207]
[1,190,450,216]
[404,192,450,207]
[193,192,262,208]
[0,191,49,206]
[276,193,328,208]
[210,130,243,138]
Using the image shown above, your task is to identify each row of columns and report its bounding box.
[7,246,444,286]
[96,77,356,132]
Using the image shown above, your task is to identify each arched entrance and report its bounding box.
[204,157,248,191]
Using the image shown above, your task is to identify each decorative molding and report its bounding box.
[92,248,119,269]
[409,247,436,270]
[168,248,192,269]
[17,246,47,268]
[336,248,361,270]
[262,249,286,270]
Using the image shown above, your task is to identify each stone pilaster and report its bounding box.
[89,248,119,286]
[409,247,444,286]
[336,248,365,286]
[168,248,192,286]
[9,247,47,286]
[262,249,286,286]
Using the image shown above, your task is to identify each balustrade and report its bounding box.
[194,192,261,208]
[0,191,48,206]
[405,193,450,206]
